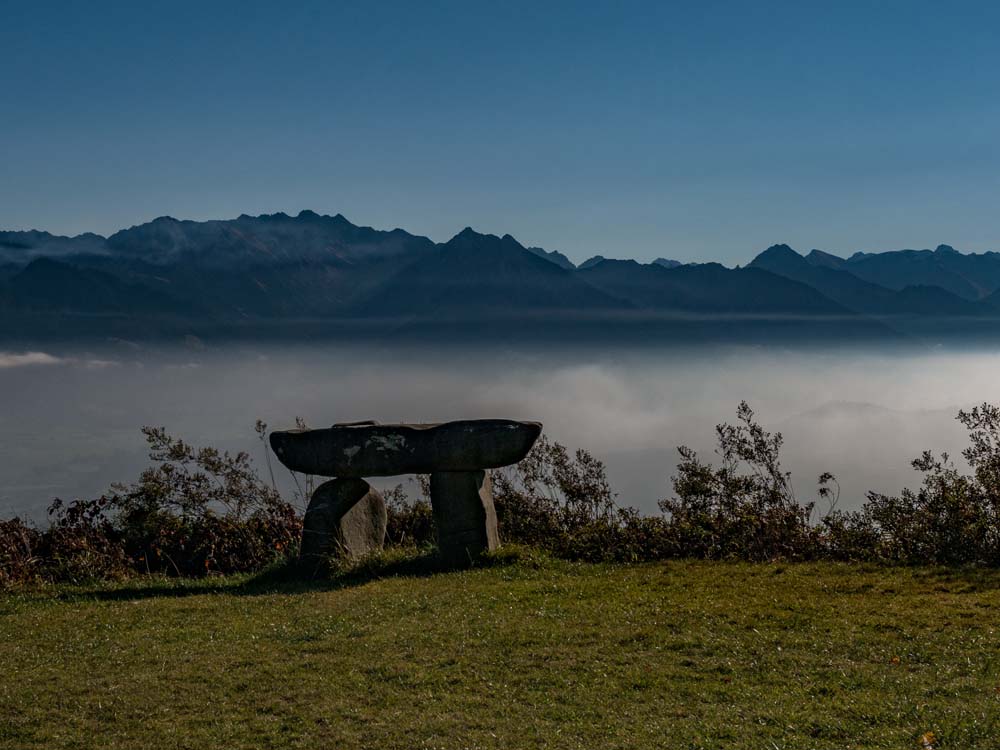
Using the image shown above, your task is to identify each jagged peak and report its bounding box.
[582,257,640,269]
[578,255,608,270]
[236,210,354,225]
[806,248,842,260]
[445,228,534,257]
[0,229,107,242]
[804,248,847,269]
[499,233,527,249]
[761,243,801,256]
[449,227,498,243]
[653,258,681,268]
[526,245,576,270]
[0,229,53,240]
[750,244,805,267]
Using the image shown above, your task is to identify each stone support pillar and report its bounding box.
[430,470,499,565]
[301,477,387,562]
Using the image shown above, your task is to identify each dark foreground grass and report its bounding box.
[2,549,1000,749]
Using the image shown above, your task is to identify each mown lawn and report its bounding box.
[1,551,999,749]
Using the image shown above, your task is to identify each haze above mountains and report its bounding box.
[3,210,1000,345]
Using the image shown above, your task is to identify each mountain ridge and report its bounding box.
[3,211,1000,343]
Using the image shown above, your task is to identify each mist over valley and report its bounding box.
[1,342,987,524]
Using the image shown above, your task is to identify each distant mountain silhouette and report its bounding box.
[840,245,1000,300]
[0,230,107,263]
[0,258,179,314]
[749,244,988,315]
[81,211,437,318]
[578,255,609,270]
[803,249,848,270]
[580,255,684,272]
[653,258,682,269]
[105,210,434,268]
[526,245,575,270]
[2,211,1000,343]
[357,229,626,317]
[579,257,848,314]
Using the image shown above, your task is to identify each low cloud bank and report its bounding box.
[0,351,64,369]
[0,351,117,370]
[0,344,993,520]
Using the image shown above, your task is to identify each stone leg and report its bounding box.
[301,478,387,561]
[430,470,499,566]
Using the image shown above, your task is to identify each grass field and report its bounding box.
[2,549,999,749]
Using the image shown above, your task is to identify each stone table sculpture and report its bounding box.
[269,419,542,565]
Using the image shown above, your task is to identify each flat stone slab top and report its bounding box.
[269,419,542,477]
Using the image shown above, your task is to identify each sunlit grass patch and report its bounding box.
[2,558,999,749]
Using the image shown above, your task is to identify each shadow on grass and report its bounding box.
[60,545,539,603]
[911,565,1000,593]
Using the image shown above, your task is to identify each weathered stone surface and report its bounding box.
[300,478,387,561]
[269,419,542,477]
[430,470,498,566]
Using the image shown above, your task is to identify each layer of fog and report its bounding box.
[1,343,995,522]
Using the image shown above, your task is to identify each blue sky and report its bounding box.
[2,0,999,265]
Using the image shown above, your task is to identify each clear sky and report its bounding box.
[3,0,1000,265]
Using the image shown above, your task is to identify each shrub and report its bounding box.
[0,517,42,587]
[659,401,825,561]
[0,425,301,587]
[492,434,657,561]
[384,479,435,547]
[93,426,302,577]
[43,495,129,583]
[98,426,301,576]
[9,401,1000,587]
[861,404,1000,565]
[818,508,882,562]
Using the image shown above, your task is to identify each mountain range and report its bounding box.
[3,211,1000,344]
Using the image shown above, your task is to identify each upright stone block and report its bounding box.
[430,470,498,566]
[301,477,387,561]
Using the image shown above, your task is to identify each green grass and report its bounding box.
[2,549,1000,749]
